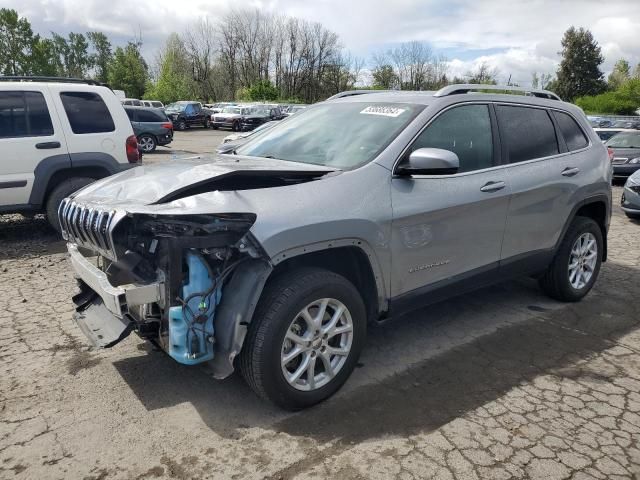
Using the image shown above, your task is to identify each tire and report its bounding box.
[46,177,96,233]
[232,121,240,132]
[539,216,603,302]
[240,267,366,410]
[138,134,156,153]
[212,125,219,130]
[204,118,210,128]
[177,119,187,131]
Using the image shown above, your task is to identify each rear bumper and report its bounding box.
[613,164,640,177]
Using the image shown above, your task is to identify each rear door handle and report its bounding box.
[35,141,61,149]
[480,180,506,193]
[561,167,580,177]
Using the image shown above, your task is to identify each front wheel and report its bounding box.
[177,119,187,131]
[46,177,96,233]
[204,118,210,128]
[240,268,366,410]
[539,216,603,302]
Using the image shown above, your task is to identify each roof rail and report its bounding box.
[434,84,561,101]
[0,76,109,88]
[326,90,391,101]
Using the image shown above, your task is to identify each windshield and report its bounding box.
[222,107,241,114]
[235,102,423,169]
[165,103,186,112]
[606,132,640,148]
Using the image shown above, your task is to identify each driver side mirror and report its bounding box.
[396,148,459,176]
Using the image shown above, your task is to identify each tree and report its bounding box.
[372,64,398,89]
[531,72,553,90]
[554,27,606,101]
[29,36,57,75]
[575,78,640,115]
[50,32,92,77]
[144,34,193,103]
[466,61,498,84]
[87,32,112,83]
[109,42,148,98]
[608,59,630,90]
[239,79,279,101]
[0,8,34,75]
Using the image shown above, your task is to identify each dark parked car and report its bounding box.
[611,120,640,129]
[606,131,640,179]
[240,106,285,130]
[165,101,210,130]
[124,106,173,153]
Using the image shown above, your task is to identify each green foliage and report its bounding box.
[372,65,398,89]
[108,42,148,99]
[608,59,630,90]
[87,32,112,83]
[143,34,194,103]
[555,27,606,101]
[242,80,279,101]
[50,32,92,78]
[0,8,34,75]
[575,78,640,115]
[29,36,57,75]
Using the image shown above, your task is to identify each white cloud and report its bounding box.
[4,0,640,84]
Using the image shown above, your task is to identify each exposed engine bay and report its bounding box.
[70,211,272,378]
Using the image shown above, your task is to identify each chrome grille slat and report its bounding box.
[59,201,121,261]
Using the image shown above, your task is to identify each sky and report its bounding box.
[6,0,640,87]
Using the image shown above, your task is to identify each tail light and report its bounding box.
[126,135,140,163]
[607,147,614,162]
[161,122,173,130]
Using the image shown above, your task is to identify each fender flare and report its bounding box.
[270,237,388,313]
[29,153,126,207]
[554,193,610,261]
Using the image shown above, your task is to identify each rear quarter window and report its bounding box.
[136,109,168,122]
[60,92,115,134]
[496,105,559,163]
[553,111,589,151]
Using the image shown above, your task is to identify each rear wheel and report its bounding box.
[204,118,210,128]
[137,134,156,153]
[232,121,240,132]
[240,268,366,410]
[539,216,603,302]
[46,177,96,233]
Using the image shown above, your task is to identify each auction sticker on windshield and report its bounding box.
[360,106,406,117]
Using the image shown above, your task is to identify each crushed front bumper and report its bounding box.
[68,244,164,347]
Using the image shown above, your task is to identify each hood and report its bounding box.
[214,113,242,119]
[71,155,335,206]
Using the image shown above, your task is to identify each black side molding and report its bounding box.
[36,141,61,149]
[0,180,27,189]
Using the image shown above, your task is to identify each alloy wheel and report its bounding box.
[281,298,354,392]
[568,232,598,289]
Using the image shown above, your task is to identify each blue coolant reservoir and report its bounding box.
[168,251,221,365]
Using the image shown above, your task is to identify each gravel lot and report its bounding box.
[1,134,640,480]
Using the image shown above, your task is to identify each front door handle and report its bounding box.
[561,167,580,177]
[480,180,506,193]
[35,141,61,149]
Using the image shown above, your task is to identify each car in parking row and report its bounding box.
[210,104,285,131]
[124,106,173,153]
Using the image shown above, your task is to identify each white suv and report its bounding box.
[0,77,140,230]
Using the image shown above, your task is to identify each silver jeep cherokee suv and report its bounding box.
[62,84,611,409]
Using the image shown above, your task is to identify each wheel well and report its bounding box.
[575,201,608,261]
[44,167,109,201]
[270,247,380,322]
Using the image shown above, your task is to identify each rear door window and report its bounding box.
[60,92,115,134]
[496,105,559,163]
[0,91,54,138]
[553,111,589,151]
[136,109,167,122]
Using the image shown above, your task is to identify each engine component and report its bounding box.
[168,251,221,365]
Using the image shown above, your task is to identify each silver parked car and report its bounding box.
[60,84,611,409]
[621,170,640,219]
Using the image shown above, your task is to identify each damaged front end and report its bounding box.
[61,200,272,378]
